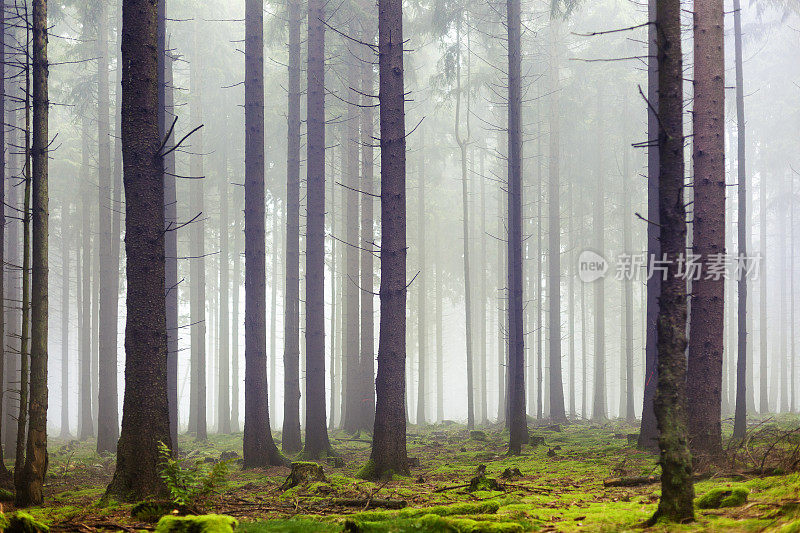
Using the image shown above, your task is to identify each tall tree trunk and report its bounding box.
[60,200,70,440]
[591,88,606,422]
[507,0,528,454]
[359,20,376,427]
[366,0,408,478]
[650,0,695,521]
[479,148,488,424]
[281,0,301,451]
[536,123,543,419]
[0,0,10,473]
[435,230,444,422]
[269,202,279,427]
[759,147,768,413]
[97,0,118,455]
[454,18,475,430]
[497,186,506,423]
[218,144,231,434]
[4,103,20,457]
[163,41,179,446]
[687,0,725,457]
[106,0,171,501]
[567,175,575,419]
[416,150,426,426]
[303,0,332,457]
[622,109,635,423]
[189,25,207,440]
[17,0,48,504]
[79,118,93,440]
[231,190,241,432]
[242,0,284,467]
[329,143,338,429]
[638,0,660,450]
[342,33,362,433]
[547,20,565,423]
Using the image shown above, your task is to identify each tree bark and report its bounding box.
[17,0,48,505]
[0,0,11,473]
[96,0,118,455]
[638,0,660,450]
[649,0,695,521]
[591,88,606,422]
[547,20,565,423]
[79,120,93,440]
[218,142,231,434]
[303,0,332,458]
[242,0,284,467]
[107,0,171,501]
[367,0,408,479]
[416,148,426,426]
[60,199,70,440]
[506,0,528,455]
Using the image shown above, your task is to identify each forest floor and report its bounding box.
[5,417,800,532]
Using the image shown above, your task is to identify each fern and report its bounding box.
[157,441,231,507]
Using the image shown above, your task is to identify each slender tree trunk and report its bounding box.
[650,0,695,521]
[163,43,179,446]
[79,118,93,440]
[507,0,528,454]
[416,151,426,425]
[111,0,124,447]
[17,0,47,504]
[759,154,768,413]
[0,0,10,472]
[547,20,565,423]
[218,145,231,434]
[231,192,241,432]
[435,230,444,422]
[242,0,284,467]
[366,0,408,478]
[497,186,506,423]
[282,0,301,451]
[639,0,660,450]
[591,89,606,422]
[567,176,575,419]
[479,148,488,425]
[622,110,635,423]
[329,144,337,430]
[342,32,362,433]
[189,26,207,440]
[60,199,70,440]
[536,122,543,420]
[269,203,279,427]
[359,20,376,428]
[303,0,332,458]
[96,0,118,455]
[4,103,20,457]
[105,0,171,501]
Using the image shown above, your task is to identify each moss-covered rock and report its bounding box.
[695,485,749,509]
[155,514,237,533]
[468,474,501,493]
[132,501,190,522]
[4,511,50,533]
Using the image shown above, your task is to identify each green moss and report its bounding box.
[238,519,340,532]
[155,514,238,533]
[0,488,13,501]
[779,519,800,533]
[695,485,749,509]
[345,514,523,533]
[356,459,375,480]
[5,511,50,533]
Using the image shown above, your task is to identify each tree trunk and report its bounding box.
[416,149,427,425]
[303,0,332,458]
[105,0,171,501]
[455,18,475,430]
[435,230,443,422]
[4,102,20,458]
[17,0,48,505]
[342,31,362,433]
[163,39,179,446]
[591,88,606,422]
[79,118,93,440]
[189,25,207,441]
[359,20,376,428]
[759,138,768,413]
[269,202,279,428]
[497,186,506,423]
[0,0,10,473]
[60,199,70,440]
[282,0,301,451]
[506,0,528,454]
[622,107,635,423]
[218,143,231,434]
[97,0,118,455]
[547,20,565,423]
[231,189,241,432]
[242,0,284,467]
[367,0,408,479]
[638,0,660,450]
[649,0,695,521]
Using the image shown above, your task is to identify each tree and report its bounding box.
[97,0,118,455]
[365,0,409,479]
[649,0,695,522]
[547,18,566,423]
[0,0,12,479]
[732,0,748,440]
[506,0,528,455]
[105,0,172,501]
[303,0,333,458]
[686,0,725,459]
[638,0,660,450]
[242,0,285,468]
[591,87,606,422]
[416,145,427,426]
[17,0,48,506]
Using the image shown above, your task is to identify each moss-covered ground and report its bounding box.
[5,417,800,531]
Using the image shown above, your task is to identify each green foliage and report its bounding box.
[238,520,340,533]
[345,513,523,533]
[3,511,50,533]
[696,485,749,509]
[0,488,14,501]
[155,514,237,533]
[157,442,231,507]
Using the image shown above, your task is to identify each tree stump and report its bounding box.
[280,462,327,490]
